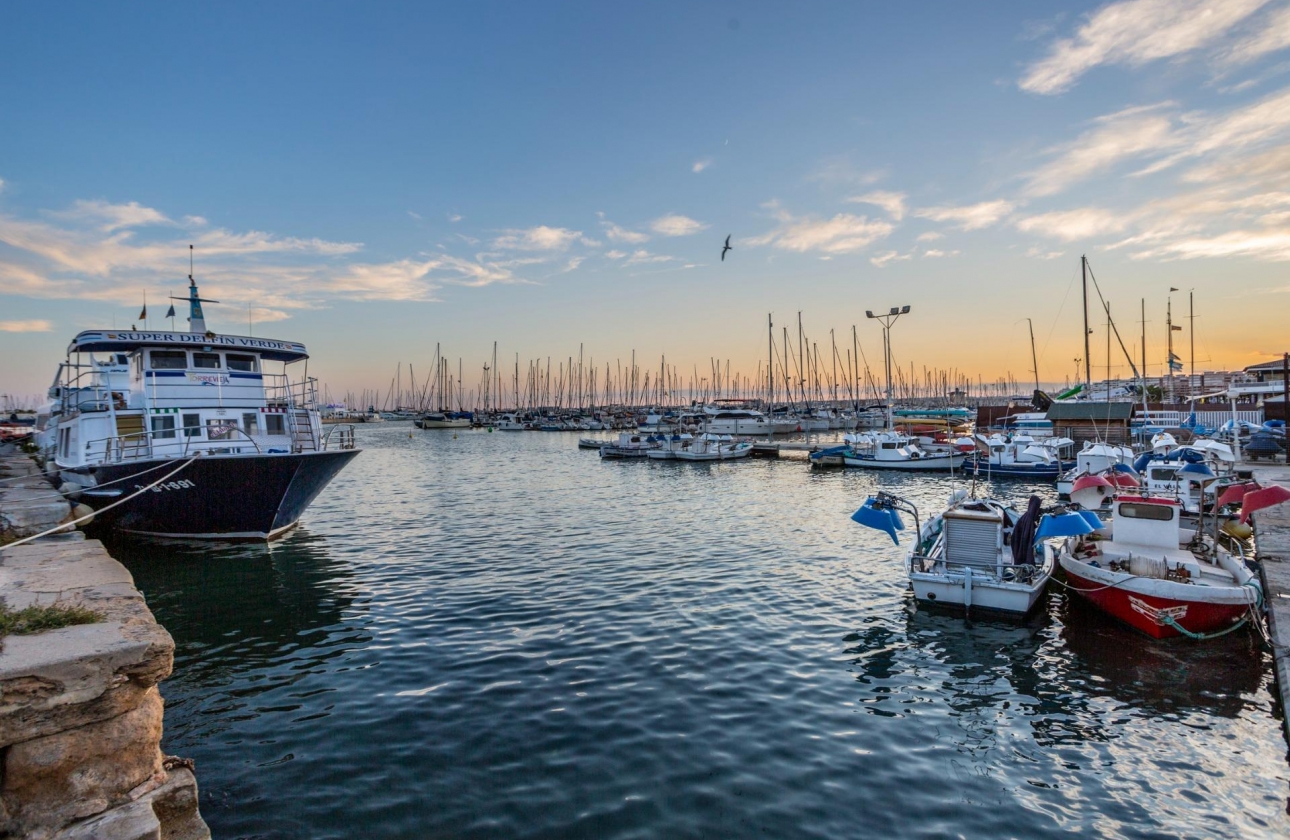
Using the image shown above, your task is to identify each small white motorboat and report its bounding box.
[852,491,1055,615]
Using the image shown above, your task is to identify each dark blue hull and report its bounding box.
[72,450,359,539]
[961,456,1062,479]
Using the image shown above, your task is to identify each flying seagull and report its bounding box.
[721,235,732,261]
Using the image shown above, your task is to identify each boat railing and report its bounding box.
[87,423,264,464]
[263,374,320,410]
[322,424,357,451]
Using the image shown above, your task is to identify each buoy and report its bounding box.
[453,434,458,440]
[70,503,94,527]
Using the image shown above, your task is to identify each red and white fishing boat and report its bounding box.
[1055,494,1262,639]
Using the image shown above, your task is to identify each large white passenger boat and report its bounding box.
[49,278,359,539]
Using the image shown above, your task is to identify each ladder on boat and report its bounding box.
[286,409,317,453]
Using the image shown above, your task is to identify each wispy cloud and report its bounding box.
[1025,103,1180,196]
[0,319,51,332]
[915,231,943,242]
[491,225,582,251]
[692,158,713,173]
[1026,246,1068,259]
[0,197,531,317]
[748,207,894,254]
[870,250,911,268]
[650,214,708,236]
[599,218,649,244]
[448,213,463,223]
[1019,0,1269,95]
[604,249,627,260]
[846,191,907,220]
[913,199,1015,230]
[50,199,173,232]
[407,210,423,221]
[623,249,674,266]
[1138,85,1290,175]
[1014,207,1129,241]
[806,157,885,187]
[1221,4,1290,65]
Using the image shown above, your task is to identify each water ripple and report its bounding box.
[109,425,1287,839]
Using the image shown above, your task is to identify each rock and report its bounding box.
[53,799,160,840]
[52,767,209,840]
[2,688,165,831]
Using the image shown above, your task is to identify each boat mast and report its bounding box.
[1141,298,1149,416]
[1025,317,1039,394]
[1167,294,1174,403]
[767,313,774,412]
[1189,290,1195,399]
[1081,254,1091,393]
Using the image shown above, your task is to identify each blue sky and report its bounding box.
[3,1,1290,404]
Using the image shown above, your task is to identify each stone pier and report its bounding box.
[0,445,209,839]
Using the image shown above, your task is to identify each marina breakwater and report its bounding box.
[0,445,209,839]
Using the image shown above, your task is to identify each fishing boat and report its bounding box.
[1051,490,1263,640]
[851,491,1054,615]
[961,434,1065,479]
[672,433,753,461]
[811,431,966,471]
[1056,441,1136,496]
[598,432,659,459]
[49,276,359,540]
[645,433,695,459]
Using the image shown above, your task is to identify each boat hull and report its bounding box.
[841,453,966,471]
[67,450,359,540]
[911,569,1047,615]
[963,459,1062,479]
[1060,559,1253,639]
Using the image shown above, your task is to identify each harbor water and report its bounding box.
[109,424,1287,839]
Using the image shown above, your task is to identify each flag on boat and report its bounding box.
[1168,352,1183,371]
[138,304,147,319]
[165,304,176,318]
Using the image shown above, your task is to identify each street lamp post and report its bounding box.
[865,305,911,430]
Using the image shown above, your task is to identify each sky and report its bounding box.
[3,0,1290,405]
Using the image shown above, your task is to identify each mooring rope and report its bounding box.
[0,458,196,551]
[0,459,189,508]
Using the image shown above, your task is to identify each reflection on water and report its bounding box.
[111,425,1287,839]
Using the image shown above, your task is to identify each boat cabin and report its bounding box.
[54,329,323,469]
[1110,496,1181,549]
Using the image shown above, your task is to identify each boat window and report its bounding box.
[206,419,237,440]
[1118,502,1174,521]
[193,352,222,369]
[150,350,187,370]
[265,414,286,435]
[227,353,258,372]
[1151,467,1178,481]
[242,413,258,434]
[151,415,176,439]
[881,442,898,449]
[182,413,201,437]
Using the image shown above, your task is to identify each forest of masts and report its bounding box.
[325,315,1043,415]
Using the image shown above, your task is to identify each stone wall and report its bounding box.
[0,448,208,839]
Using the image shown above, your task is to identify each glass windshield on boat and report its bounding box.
[1119,503,1174,521]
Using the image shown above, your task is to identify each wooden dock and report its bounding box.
[749,441,836,458]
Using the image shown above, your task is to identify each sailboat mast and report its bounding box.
[1027,317,1039,393]
[1081,254,1091,391]
[1189,290,1195,397]
[767,313,774,410]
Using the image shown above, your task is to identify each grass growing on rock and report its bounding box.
[0,603,102,636]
